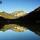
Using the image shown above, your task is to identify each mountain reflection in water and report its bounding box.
[0,30,40,40]
[0,7,40,36]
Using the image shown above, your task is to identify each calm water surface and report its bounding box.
[0,30,40,40]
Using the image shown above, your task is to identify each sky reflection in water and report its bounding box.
[0,30,40,40]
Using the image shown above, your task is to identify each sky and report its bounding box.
[0,0,40,13]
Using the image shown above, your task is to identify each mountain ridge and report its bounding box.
[0,7,40,35]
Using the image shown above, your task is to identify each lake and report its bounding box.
[0,30,40,40]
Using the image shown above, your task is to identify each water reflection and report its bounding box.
[0,7,40,40]
[0,30,40,40]
[0,7,40,36]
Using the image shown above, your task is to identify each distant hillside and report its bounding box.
[0,11,27,32]
[0,12,14,19]
[11,11,27,19]
[0,11,27,19]
[0,7,40,35]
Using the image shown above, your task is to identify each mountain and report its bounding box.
[0,6,40,36]
[0,11,27,19]
[0,11,26,32]
[11,11,27,19]
[11,7,40,35]
[0,12,14,19]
